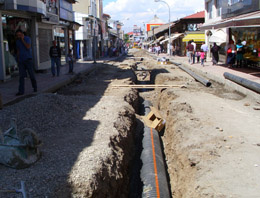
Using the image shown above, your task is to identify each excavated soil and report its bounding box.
[0,63,139,198]
[134,49,260,198]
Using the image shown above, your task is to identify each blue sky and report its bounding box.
[103,0,114,6]
[104,0,205,32]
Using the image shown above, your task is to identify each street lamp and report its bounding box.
[154,0,171,56]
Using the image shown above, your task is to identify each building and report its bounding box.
[145,11,205,56]
[0,0,77,81]
[107,19,124,49]
[132,25,145,42]
[202,0,260,63]
[73,0,104,61]
[57,0,76,65]
[181,11,205,55]
[145,15,165,40]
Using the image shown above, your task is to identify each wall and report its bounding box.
[222,0,260,19]
[72,0,90,15]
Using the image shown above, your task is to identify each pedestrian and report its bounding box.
[15,29,37,96]
[157,45,161,55]
[49,40,61,77]
[200,49,205,66]
[191,40,196,64]
[226,40,236,68]
[186,41,194,64]
[236,40,244,68]
[201,42,208,62]
[211,42,221,65]
[67,49,74,74]
[195,49,201,63]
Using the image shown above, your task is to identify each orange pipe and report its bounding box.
[150,127,160,198]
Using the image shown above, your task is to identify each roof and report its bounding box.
[147,15,165,24]
[147,22,175,38]
[127,32,134,35]
[182,11,205,19]
[103,13,111,20]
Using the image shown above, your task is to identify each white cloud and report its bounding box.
[104,0,204,32]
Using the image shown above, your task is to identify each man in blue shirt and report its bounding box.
[15,29,37,96]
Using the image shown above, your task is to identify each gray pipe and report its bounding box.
[141,101,170,198]
[175,63,212,87]
[224,72,260,94]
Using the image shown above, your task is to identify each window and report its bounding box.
[216,0,223,17]
[207,0,213,19]
[228,0,243,5]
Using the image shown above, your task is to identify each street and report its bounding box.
[0,49,260,197]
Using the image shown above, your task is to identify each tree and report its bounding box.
[124,34,130,43]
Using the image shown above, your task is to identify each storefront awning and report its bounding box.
[182,33,205,42]
[209,30,226,44]
[150,36,164,44]
[201,10,260,30]
[156,36,165,42]
[160,33,183,44]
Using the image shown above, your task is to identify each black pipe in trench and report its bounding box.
[140,100,170,198]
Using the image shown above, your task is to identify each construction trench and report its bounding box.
[0,49,260,198]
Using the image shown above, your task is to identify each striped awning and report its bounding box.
[182,33,205,42]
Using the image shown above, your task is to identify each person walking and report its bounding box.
[49,40,61,77]
[200,49,205,66]
[191,40,196,64]
[15,29,37,96]
[67,49,74,74]
[211,42,221,65]
[201,42,208,62]
[186,41,194,64]
[195,49,201,63]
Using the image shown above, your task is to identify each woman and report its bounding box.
[236,40,244,68]
[226,40,236,68]
[211,42,220,65]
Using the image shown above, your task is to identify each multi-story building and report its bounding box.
[107,19,124,48]
[0,0,76,81]
[56,0,76,65]
[145,11,205,56]
[73,0,104,60]
[202,0,260,63]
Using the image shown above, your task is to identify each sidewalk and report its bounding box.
[0,56,120,106]
[153,52,260,98]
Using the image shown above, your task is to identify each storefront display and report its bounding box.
[1,15,31,77]
[231,27,260,66]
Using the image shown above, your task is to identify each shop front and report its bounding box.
[59,0,75,65]
[37,0,59,70]
[207,28,228,62]
[230,27,260,67]
[182,32,205,55]
[0,12,32,80]
[201,10,260,67]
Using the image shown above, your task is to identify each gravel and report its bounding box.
[0,63,138,198]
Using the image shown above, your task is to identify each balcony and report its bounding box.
[4,0,47,16]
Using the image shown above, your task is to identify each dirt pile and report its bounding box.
[154,69,260,197]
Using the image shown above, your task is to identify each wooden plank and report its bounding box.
[112,84,183,87]
[112,84,185,88]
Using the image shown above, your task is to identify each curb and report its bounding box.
[178,61,260,100]
[148,53,259,100]
[3,66,97,107]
